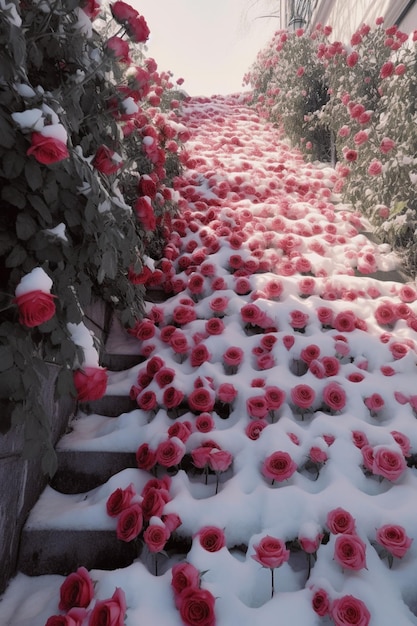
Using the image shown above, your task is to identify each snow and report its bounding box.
[3,94,417,626]
[39,123,68,144]
[11,109,44,132]
[44,223,68,242]
[67,322,100,367]
[14,267,53,296]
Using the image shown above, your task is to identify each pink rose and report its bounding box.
[240,303,265,325]
[143,523,170,552]
[265,386,285,410]
[27,132,69,164]
[106,484,136,517]
[245,420,267,440]
[380,60,394,78]
[223,346,244,367]
[198,526,226,552]
[217,382,237,404]
[178,587,216,626]
[171,562,200,596]
[361,445,375,472]
[331,594,371,626]
[73,367,108,402]
[205,317,225,335]
[290,309,309,329]
[191,446,212,469]
[15,289,56,327]
[375,524,413,558]
[364,393,384,413]
[208,449,233,472]
[247,395,269,418]
[309,446,327,464]
[169,330,189,354]
[59,566,94,611]
[372,446,407,481]
[252,535,290,568]
[326,508,356,534]
[390,430,411,456]
[334,534,367,570]
[300,344,320,364]
[352,431,369,449]
[334,310,356,332]
[368,159,383,176]
[195,413,215,433]
[323,382,346,412]
[262,450,297,483]
[173,305,196,325]
[282,335,295,350]
[312,588,330,616]
[299,533,323,554]
[89,588,126,626]
[321,356,340,377]
[290,384,316,410]
[116,503,143,542]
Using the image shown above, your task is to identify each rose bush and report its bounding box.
[0,0,188,474]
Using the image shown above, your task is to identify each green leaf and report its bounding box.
[2,184,26,208]
[0,400,12,433]
[5,244,27,268]
[28,194,52,223]
[16,212,38,241]
[2,151,25,178]
[0,366,21,397]
[0,345,14,371]
[25,159,43,191]
[0,111,16,149]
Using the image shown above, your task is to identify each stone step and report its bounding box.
[79,395,137,417]
[51,450,137,494]
[101,353,145,372]
[18,529,138,576]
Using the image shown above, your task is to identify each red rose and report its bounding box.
[197,526,225,552]
[205,317,224,335]
[331,594,371,626]
[223,346,244,366]
[136,443,156,471]
[15,289,56,328]
[252,535,290,568]
[173,305,196,325]
[265,386,285,410]
[111,0,138,22]
[375,524,413,558]
[143,522,170,552]
[155,367,176,388]
[88,587,126,626]
[93,145,123,175]
[105,36,131,63]
[59,566,94,611]
[73,367,108,402]
[171,562,200,596]
[136,390,157,411]
[262,451,297,483]
[352,431,368,449]
[190,344,211,367]
[27,132,69,164]
[163,386,185,409]
[169,330,189,354]
[138,175,157,198]
[45,608,87,626]
[156,438,185,467]
[141,486,170,520]
[334,534,367,570]
[168,421,192,442]
[188,388,215,413]
[116,503,143,542]
[178,587,216,626]
[106,484,136,517]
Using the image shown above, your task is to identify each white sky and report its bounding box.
[130,0,279,96]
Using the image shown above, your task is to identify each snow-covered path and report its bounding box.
[2,94,417,626]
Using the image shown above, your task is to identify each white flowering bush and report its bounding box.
[0,0,188,475]
[244,18,417,274]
